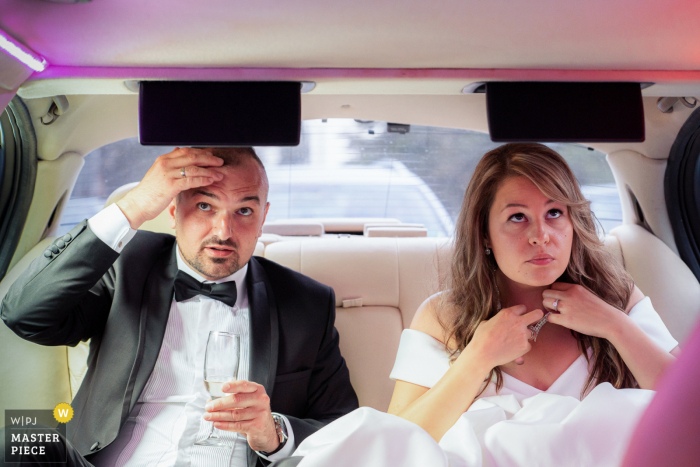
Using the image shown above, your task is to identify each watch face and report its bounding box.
[260,415,288,456]
[273,414,288,439]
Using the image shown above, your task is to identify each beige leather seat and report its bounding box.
[0,238,75,413]
[264,237,452,410]
[607,224,700,343]
[263,230,700,411]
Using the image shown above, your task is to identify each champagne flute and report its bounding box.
[196,331,241,447]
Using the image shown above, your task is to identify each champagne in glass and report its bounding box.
[196,331,241,447]
[204,379,232,399]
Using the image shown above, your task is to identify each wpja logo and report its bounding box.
[3,405,70,463]
[53,403,73,424]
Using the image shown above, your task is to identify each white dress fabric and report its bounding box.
[292,297,677,467]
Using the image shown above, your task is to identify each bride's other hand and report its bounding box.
[465,305,544,369]
[544,283,677,389]
[542,283,625,339]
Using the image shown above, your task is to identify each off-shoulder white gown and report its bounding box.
[292,297,678,467]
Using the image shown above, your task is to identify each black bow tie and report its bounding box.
[174,271,238,307]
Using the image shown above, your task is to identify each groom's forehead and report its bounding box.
[189,186,263,205]
[180,166,266,204]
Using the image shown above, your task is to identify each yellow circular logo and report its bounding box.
[53,403,73,424]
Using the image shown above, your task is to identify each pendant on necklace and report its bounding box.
[527,312,552,342]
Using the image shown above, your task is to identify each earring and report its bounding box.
[485,247,491,255]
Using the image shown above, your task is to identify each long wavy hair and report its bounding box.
[440,143,635,397]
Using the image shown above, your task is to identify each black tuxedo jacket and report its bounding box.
[1,220,358,466]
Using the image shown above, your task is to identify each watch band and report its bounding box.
[259,413,288,456]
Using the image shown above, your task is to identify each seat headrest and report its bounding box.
[363,223,424,236]
[366,227,428,237]
[262,221,324,236]
[273,218,402,233]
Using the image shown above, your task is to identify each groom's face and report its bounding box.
[168,156,269,281]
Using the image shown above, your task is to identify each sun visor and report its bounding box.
[138,81,301,146]
[486,82,645,143]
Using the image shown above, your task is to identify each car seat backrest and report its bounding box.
[263,231,696,410]
[263,237,452,410]
[610,224,700,344]
[0,238,74,412]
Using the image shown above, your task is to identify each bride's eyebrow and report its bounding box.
[501,199,555,212]
[502,203,527,212]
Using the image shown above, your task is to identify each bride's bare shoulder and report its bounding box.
[625,284,645,313]
[409,291,460,348]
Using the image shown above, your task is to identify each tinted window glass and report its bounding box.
[59,119,620,237]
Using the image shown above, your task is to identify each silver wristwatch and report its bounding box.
[261,413,288,456]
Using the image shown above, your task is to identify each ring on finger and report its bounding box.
[529,328,535,341]
[553,299,559,312]
[181,167,186,178]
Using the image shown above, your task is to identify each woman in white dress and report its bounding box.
[287,143,681,467]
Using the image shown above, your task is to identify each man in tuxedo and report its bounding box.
[1,147,358,466]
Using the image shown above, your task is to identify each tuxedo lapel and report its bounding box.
[127,242,178,413]
[246,257,280,467]
[246,256,280,396]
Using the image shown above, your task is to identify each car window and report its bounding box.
[58,119,620,237]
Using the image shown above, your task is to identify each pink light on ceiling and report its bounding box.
[0,30,48,72]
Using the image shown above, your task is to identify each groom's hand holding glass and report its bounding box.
[203,380,281,453]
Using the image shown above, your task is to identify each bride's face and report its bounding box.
[487,176,573,287]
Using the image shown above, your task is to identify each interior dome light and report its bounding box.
[0,32,47,72]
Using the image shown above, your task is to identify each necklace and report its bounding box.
[495,280,551,342]
[527,313,552,342]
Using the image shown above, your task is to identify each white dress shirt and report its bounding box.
[87,204,295,466]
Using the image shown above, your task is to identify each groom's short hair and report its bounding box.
[209,147,265,172]
[177,147,269,203]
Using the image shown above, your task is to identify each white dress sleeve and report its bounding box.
[389,297,675,389]
[389,329,452,388]
[628,297,679,352]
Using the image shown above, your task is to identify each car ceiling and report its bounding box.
[1,0,699,70]
[2,0,700,162]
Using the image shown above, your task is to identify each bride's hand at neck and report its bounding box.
[541,280,678,389]
[495,270,582,387]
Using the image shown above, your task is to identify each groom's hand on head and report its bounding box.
[116,147,224,230]
[203,380,280,453]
